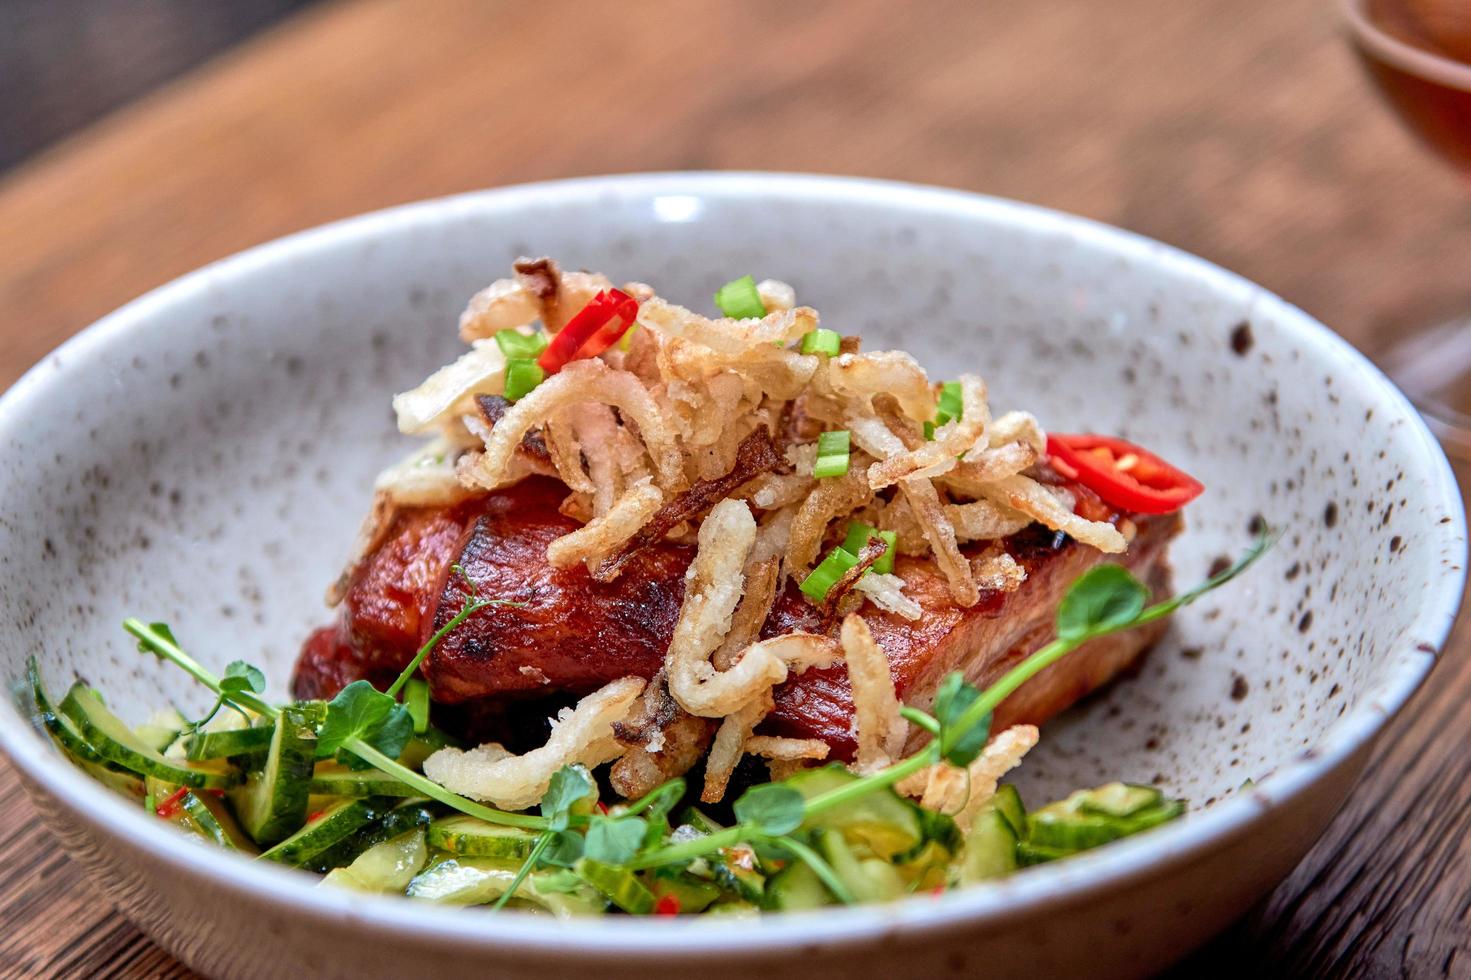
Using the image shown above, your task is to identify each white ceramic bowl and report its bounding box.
[0,174,1463,979]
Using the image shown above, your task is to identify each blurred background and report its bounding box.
[1,1,1468,977]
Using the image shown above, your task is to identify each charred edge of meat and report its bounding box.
[609,713,717,800]
[816,536,888,632]
[476,394,552,464]
[611,670,679,745]
[512,256,559,300]
[592,427,785,582]
[839,335,862,355]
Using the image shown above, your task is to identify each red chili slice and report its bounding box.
[537,288,639,374]
[654,894,681,916]
[154,787,189,819]
[1046,433,1204,515]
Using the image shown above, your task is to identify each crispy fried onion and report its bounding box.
[901,476,978,606]
[977,474,1125,553]
[744,736,830,762]
[665,500,841,716]
[972,545,1026,593]
[372,434,480,508]
[841,614,906,773]
[393,340,507,434]
[713,557,780,671]
[785,466,873,575]
[457,258,614,341]
[422,676,645,809]
[945,498,1033,542]
[898,724,1039,819]
[866,376,989,489]
[828,351,935,420]
[474,394,552,464]
[546,478,664,570]
[461,358,683,493]
[853,573,923,620]
[593,427,784,583]
[701,690,772,804]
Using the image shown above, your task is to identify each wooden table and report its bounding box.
[0,1,1466,975]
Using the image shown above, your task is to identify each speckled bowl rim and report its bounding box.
[0,173,1463,960]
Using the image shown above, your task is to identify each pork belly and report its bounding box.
[292,476,1179,757]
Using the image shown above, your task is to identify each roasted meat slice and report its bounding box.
[294,476,1180,757]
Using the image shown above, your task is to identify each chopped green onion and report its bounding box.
[800,328,842,356]
[617,322,640,352]
[799,546,862,602]
[404,678,430,734]
[925,381,964,440]
[713,275,766,319]
[493,328,548,359]
[841,521,897,575]
[503,358,545,401]
[813,429,851,478]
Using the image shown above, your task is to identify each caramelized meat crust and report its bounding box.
[292,478,1179,758]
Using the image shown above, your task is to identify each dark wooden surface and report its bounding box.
[0,1,1466,976]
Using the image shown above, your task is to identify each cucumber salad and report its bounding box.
[30,540,1262,916]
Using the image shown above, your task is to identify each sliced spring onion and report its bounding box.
[799,546,861,602]
[404,678,430,735]
[924,380,964,440]
[812,430,851,478]
[503,358,545,402]
[493,328,548,359]
[800,328,842,356]
[713,275,766,320]
[841,522,897,575]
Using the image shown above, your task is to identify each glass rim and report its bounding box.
[1340,0,1471,93]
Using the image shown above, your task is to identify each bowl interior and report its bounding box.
[3,175,1463,821]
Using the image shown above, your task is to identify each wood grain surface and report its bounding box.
[0,0,1466,976]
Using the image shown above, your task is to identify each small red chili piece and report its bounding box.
[654,894,681,916]
[154,787,189,819]
[307,810,325,823]
[1046,433,1204,515]
[595,801,609,815]
[537,289,639,374]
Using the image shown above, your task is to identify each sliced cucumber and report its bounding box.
[308,768,418,798]
[1016,841,1072,866]
[259,797,389,867]
[1073,782,1163,819]
[704,900,760,917]
[305,800,436,873]
[186,725,274,761]
[815,828,905,903]
[711,849,765,903]
[59,684,237,789]
[786,765,922,859]
[230,703,319,846]
[28,659,118,770]
[135,709,187,753]
[321,829,428,893]
[1028,784,1185,852]
[646,869,721,913]
[179,792,255,852]
[575,858,655,914]
[406,858,607,917]
[764,859,832,911]
[957,805,1018,883]
[990,783,1026,837]
[426,815,539,859]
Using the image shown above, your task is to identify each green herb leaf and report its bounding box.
[318,680,411,760]
[220,660,266,696]
[932,673,991,766]
[541,764,595,832]
[584,814,649,865]
[1056,565,1149,641]
[540,829,586,868]
[533,867,586,894]
[732,783,805,836]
